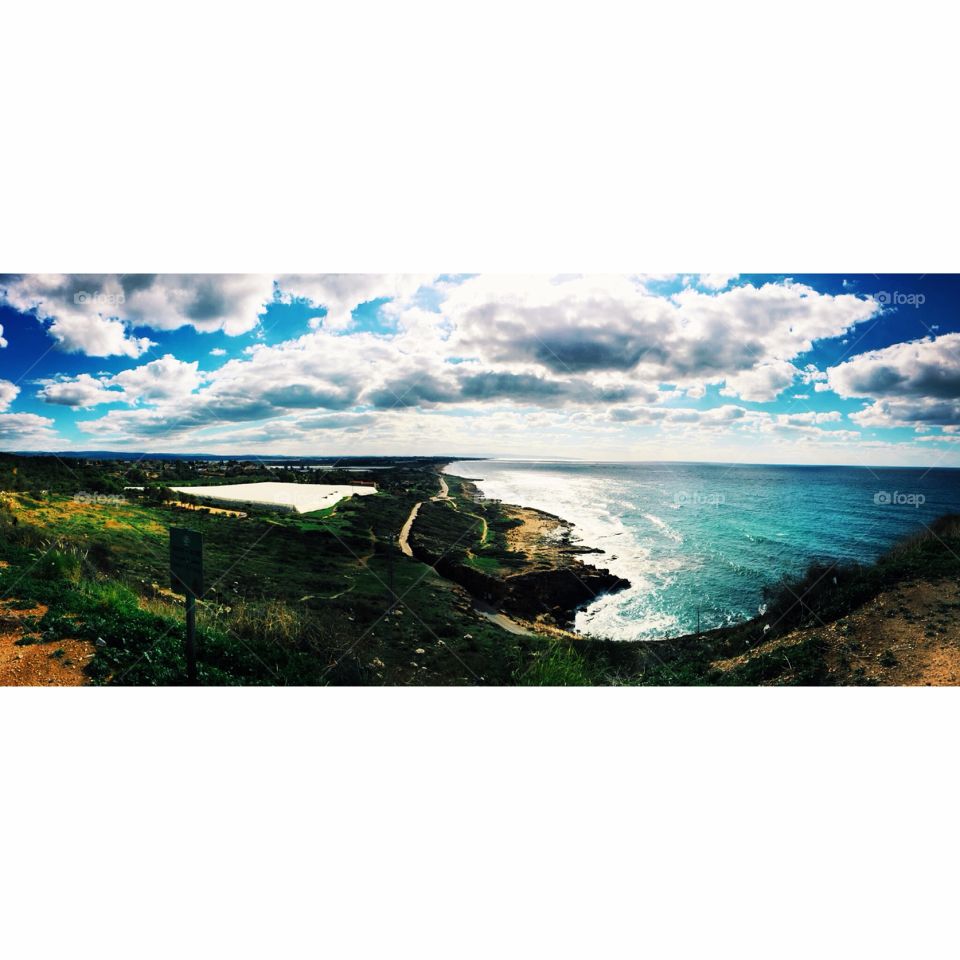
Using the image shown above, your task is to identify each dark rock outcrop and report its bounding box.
[500,566,630,627]
[411,543,629,629]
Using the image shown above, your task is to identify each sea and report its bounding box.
[445,460,960,642]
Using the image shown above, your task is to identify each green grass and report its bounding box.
[0,473,537,685]
[515,642,601,686]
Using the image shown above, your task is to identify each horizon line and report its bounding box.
[3,450,958,471]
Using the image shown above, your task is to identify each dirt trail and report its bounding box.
[398,502,422,557]
[473,601,534,636]
[399,477,451,557]
[0,600,94,686]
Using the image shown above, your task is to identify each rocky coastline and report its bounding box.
[410,483,629,631]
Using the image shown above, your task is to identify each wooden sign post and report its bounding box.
[170,527,204,684]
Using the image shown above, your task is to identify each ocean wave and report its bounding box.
[642,513,683,543]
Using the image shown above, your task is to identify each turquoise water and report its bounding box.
[445,460,960,641]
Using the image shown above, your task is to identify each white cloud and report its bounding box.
[13,273,891,457]
[0,413,59,448]
[39,355,202,408]
[0,323,7,348]
[0,274,442,357]
[828,333,960,400]
[0,274,156,356]
[441,275,878,401]
[719,360,798,402]
[0,380,19,411]
[776,410,841,427]
[828,333,960,428]
[278,274,433,329]
[210,348,227,357]
[38,374,121,408]
[110,355,203,403]
[698,273,738,290]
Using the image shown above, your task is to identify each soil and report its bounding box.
[398,502,422,557]
[501,505,584,569]
[0,600,94,686]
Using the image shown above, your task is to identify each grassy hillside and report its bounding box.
[0,459,535,684]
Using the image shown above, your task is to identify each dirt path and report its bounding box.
[398,502,422,557]
[399,477,453,557]
[473,601,534,636]
[469,512,489,544]
[0,600,94,686]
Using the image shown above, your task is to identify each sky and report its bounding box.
[0,273,957,467]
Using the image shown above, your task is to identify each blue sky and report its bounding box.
[0,273,957,466]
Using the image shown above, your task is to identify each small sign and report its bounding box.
[170,527,204,596]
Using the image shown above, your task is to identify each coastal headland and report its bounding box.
[406,474,629,632]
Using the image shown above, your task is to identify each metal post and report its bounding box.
[186,590,198,684]
[388,546,397,613]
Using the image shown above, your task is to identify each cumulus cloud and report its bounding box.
[0,380,19,411]
[850,398,960,430]
[828,333,960,401]
[110,355,203,403]
[0,274,274,354]
[0,274,433,357]
[776,410,841,427]
[719,360,798,402]
[0,413,58,448]
[38,374,121,408]
[0,323,7,348]
[278,274,432,330]
[0,274,156,357]
[14,273,889,451]
[442,275,878,401]
[698,273,738,290]
[608,403,750,426]
[39,355,202,408]
[828,333,960,428]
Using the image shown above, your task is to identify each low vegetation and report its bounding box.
[0,454,535,684]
